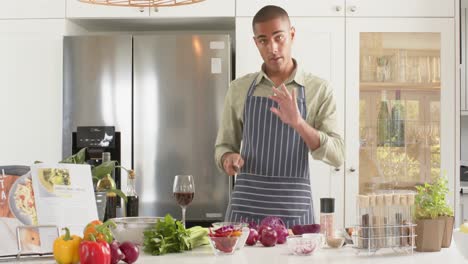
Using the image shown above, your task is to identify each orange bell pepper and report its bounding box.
[83,220,116,243]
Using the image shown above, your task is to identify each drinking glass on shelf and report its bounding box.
[173,175,195,227]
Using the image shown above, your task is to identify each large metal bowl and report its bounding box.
[110,216,163,245]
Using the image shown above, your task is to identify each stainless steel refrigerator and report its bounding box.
[63,34,231,224]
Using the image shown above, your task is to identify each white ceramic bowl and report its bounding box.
[211,222,249,250]
[453,229,468,259]
[110,216,163,245]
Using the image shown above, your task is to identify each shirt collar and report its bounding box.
[255,58,305,87]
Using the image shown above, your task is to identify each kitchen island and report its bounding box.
[13,243,467,264]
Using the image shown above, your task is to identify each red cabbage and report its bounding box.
[260,216,285,229]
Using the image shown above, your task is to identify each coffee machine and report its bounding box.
[71,126,122,197]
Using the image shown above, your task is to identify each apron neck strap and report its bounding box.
[247,74,306,100]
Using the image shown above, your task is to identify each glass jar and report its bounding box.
[320,198,335,239]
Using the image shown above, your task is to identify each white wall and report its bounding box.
[0,20,66,165]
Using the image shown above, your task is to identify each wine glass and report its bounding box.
[173,175,195,227]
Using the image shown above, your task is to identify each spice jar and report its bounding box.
[320,198,335,239]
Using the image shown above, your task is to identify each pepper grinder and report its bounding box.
[320,198,335,240]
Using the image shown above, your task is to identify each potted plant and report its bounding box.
[59,148,128,202]
[414,176,453,251]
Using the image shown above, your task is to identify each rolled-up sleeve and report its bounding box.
[309,83,344,168]
[214,81,243,172]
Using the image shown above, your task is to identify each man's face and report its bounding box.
[253,17,295,73]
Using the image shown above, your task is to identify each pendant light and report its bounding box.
[78,0,206,7]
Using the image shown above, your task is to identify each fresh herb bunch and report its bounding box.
[415,175,453,219]
[143,214,209,256]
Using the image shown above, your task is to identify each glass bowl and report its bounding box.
[287,234,322,256]
[326,236,345,248]
[211,222,249,250]
[110,216,163,245]
[208,236,240,255]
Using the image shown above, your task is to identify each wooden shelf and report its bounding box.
[361,48,440,57]
[360,82,440,91]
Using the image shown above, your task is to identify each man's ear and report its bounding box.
[290,26,296,41]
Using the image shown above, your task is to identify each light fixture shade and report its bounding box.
[78,0,206,7]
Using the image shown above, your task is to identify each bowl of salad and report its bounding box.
[211,222,249,250]
[208,224,243,255]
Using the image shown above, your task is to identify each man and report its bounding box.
[215,5,344,227]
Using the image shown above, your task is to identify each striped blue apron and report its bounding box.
[225,76,315,228]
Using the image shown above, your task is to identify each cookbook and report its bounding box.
[0,163,97,258]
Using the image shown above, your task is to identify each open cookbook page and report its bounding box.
[30,163,98,237]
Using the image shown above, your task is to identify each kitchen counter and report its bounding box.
[9,243,467,264]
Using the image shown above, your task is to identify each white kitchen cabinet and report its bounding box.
[462,0,468,113]
[345,0,455,17]
[66,0,150,18]
[0,0,65,18]
[236,0,345,17]
[66,0,234,18]
[150,0,234,17]
[345,18,456,227]
[236,17,346,228]
[0,20,67,165]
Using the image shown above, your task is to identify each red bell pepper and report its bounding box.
[79,234,111,264]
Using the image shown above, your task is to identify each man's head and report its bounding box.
[252,5,295,74]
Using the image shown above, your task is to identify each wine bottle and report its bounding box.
[377,91,390,146]
[391,90,405,147]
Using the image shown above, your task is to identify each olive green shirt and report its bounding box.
[215,61,344,172]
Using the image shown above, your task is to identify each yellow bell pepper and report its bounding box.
[53,227,82,264]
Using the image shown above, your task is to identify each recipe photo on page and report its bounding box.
[30,163,98,236]
[0,166,33,257]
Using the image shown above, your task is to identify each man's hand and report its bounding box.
[222,152,244,176]
[269,84,304,129]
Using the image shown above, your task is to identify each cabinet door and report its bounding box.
[345,18,455,227]
[236,17,345,228]
[66,0,149,18]
[150,0,234,17]
[462,0,468,112]
[0,0,65,18]
[345,0,454,17]
[0,20,66,164]
[236,0,345,17]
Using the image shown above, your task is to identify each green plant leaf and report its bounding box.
[415,175,453,219]
[92,161,117,180]
[109,188,127,203]
[60,148,87,164]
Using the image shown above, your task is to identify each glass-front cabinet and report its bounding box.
[345,18,455,226]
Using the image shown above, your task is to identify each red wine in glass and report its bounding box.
[174,192,194,207]
[173,175,195,227]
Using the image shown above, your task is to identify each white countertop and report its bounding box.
[8,243,467,264]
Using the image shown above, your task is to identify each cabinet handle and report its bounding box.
[349,5,357,12]
[335,6,342,12]
[349,167,356,172]
[334,167,341,172]
[154,7,159,12]
[138,7,145,13]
